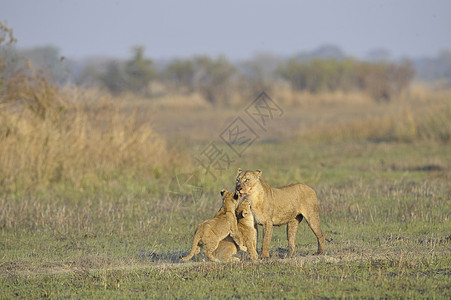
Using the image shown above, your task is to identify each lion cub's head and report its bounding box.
[235,168,262,197]
[220,189,240,211]
[236,199,253,224]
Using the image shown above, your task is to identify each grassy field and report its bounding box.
[1,77,450,298]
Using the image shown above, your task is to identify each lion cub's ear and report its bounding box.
[256,169,262,178]
[242,210,249,218]
[237,168,242,175]
[220,189,227,197]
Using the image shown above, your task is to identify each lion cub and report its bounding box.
[213,199,258,262]
[181,190,247,262]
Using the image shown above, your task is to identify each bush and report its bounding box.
[99,46,156,96]
[278,58,415,101]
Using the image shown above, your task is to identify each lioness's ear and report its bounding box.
[237,168,242,175]
[256,169,262,178]
[220,189,227,196]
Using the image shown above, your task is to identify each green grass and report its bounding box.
[1,255,449,298]
[1,139,450,298]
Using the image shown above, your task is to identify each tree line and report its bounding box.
[277,58,415,101]
[5,44,419,104]
[86,47,416,103]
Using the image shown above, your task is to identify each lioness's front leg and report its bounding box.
[261,221,273,259]
[287,219,300,257]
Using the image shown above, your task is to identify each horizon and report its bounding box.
[2,0,451,61]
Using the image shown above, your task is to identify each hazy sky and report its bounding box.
[2,0,451,60]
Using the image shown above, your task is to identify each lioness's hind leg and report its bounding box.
[287,218,300,257]
[304,215,325,255]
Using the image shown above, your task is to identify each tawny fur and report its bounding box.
[181,190,247,262]
[235,169,325,258]
[213,199,258,262]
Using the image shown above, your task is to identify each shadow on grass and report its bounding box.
[136,247,314,264]
[136,249,186,263]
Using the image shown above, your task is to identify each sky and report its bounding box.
[2,0,451,61]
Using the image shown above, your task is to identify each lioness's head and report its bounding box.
[220,189,240,210]
[235,168,262,197]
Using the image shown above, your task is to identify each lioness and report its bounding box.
[181,189,247,262]
[213,199,258,262]
[235,169,325,258]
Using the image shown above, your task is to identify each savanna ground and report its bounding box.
[0,74,450,298]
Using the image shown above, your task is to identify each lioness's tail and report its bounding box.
[180,230,201,262]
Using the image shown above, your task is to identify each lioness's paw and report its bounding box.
[239,245,247,252]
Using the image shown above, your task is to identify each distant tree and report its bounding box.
[356,62,391,101]
[278,58,415,101]
[124,46,156,95]
[310,45,347,60]
[277,59,353,92]
[191,55,236,105]
[164,58,195,93]
[240,52,280,93]
[277,59,307,91]
[356,61,415,101]
[390,60,415,95]
[99,60,126,95]
[98,46,156,96]
[294,45,347,62]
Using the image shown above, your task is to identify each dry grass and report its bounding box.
[304,104,451,143]
[298,88,451,144]
[0,70,183,192]
[273,85,374,107]
[146,85,451,147]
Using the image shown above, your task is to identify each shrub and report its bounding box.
[278,59,415,101]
